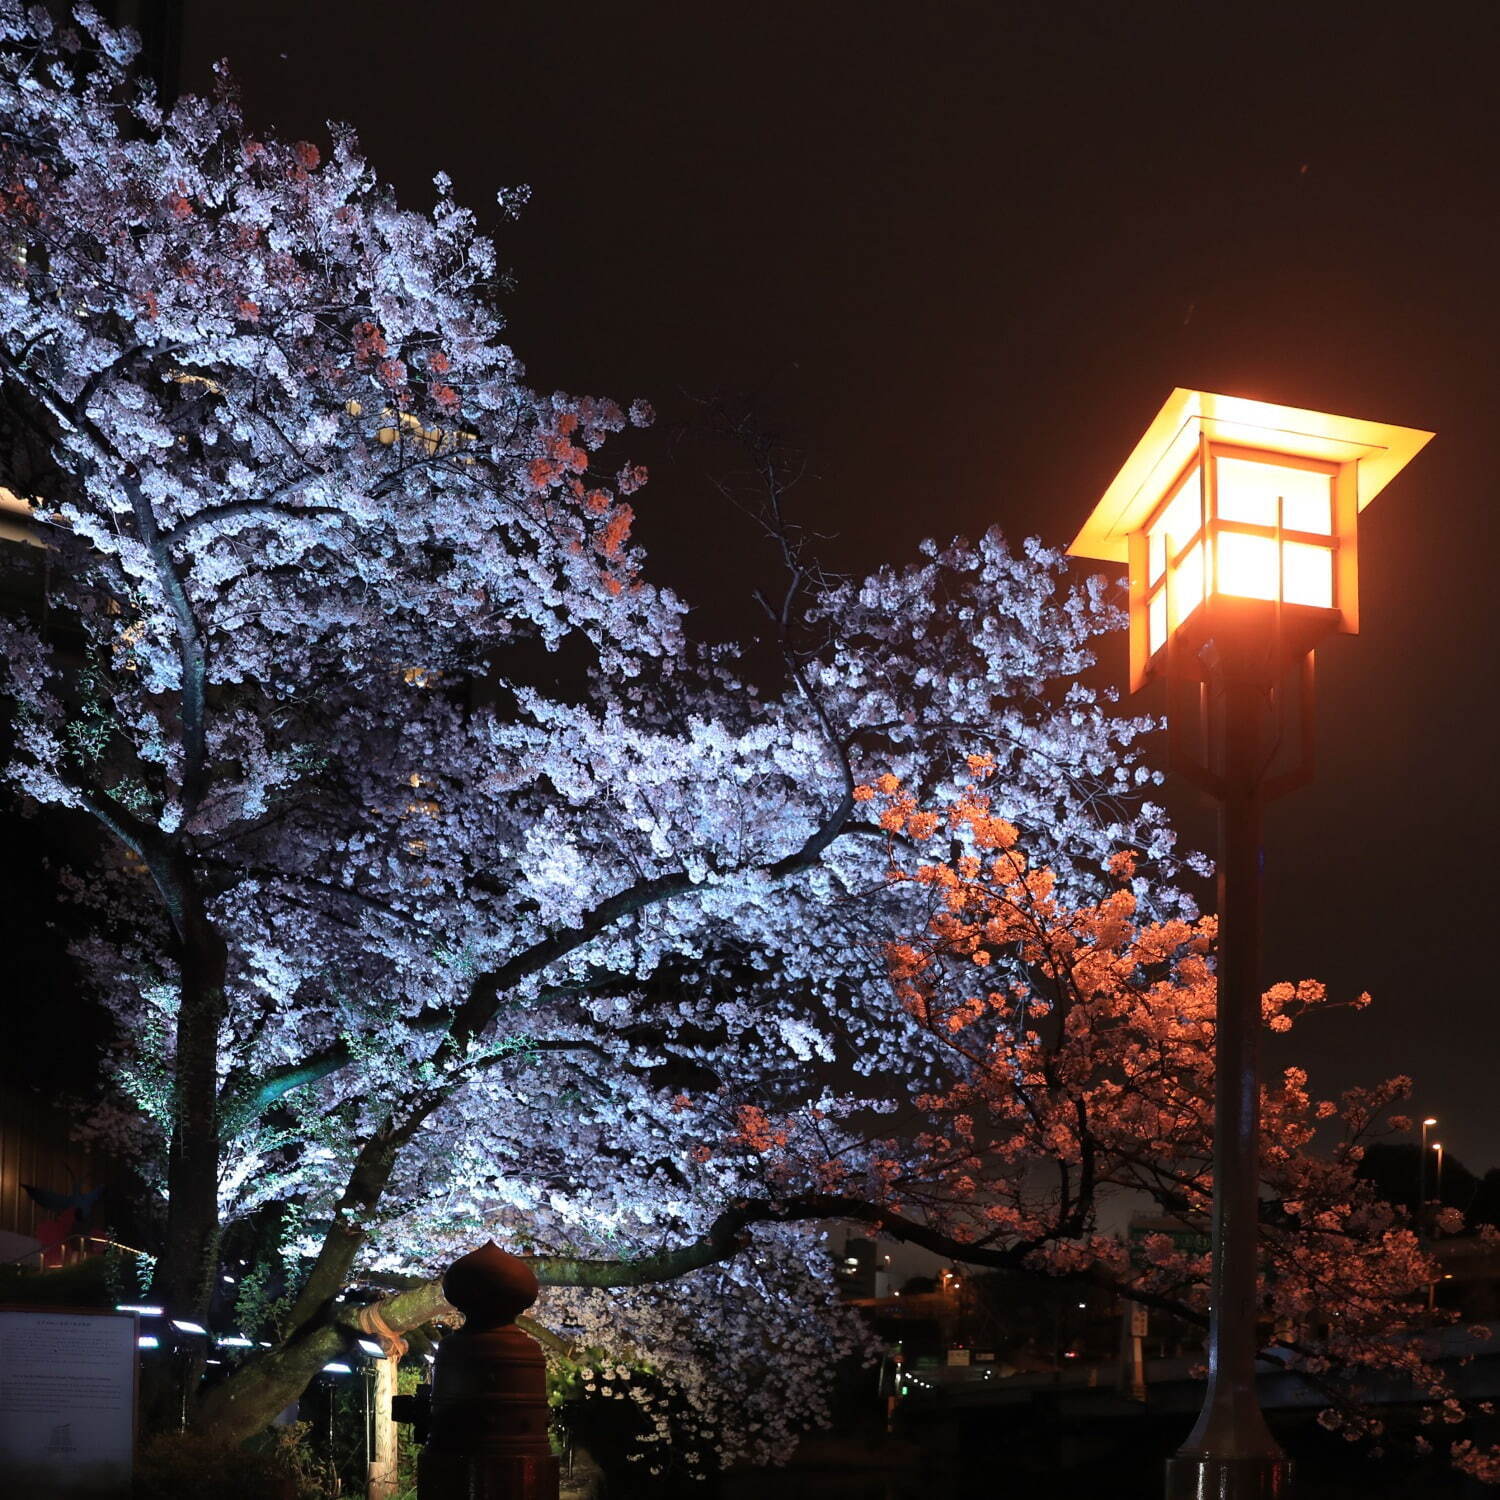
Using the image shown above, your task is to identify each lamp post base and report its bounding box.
[1165,1454,1293,1500]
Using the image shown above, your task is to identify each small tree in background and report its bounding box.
[711,774,1500,1480]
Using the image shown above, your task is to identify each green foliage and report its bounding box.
[133,1428,325,1500]
[263,1365,424,1499]
[234,1202,306,1341]
[107,774,155,814]
[433,942,479,978]
[395,1365,424,1500]
[287,743,332,780]
[65,709,112,765]
[546,1345,655,1409]
[97,1239,156,1309]
[319,1377,372,1496]
[116,1010,175,1126]
[546,1348,711,1495]
[101,1232,128,1306]
[232,1254,279,1341]
[64,669,115,766]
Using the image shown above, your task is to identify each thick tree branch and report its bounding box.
[335,1190,1203,1349]
[162,495,344,549]
[117,472,211,816]
[440,794,854,1059]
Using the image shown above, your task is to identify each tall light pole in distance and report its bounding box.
[1421,1117,1439,1207]
[1069,389,1433,1500]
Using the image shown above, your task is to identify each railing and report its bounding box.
[3,1232,148,1271]
[898,1322,1500,1412]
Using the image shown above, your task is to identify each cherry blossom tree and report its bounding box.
[0,3,1176,1458]
[0,0,675,1358]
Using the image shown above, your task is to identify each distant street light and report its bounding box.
[1070,388,1432,1500]
[1433,1141,1444,1205]
[1421,1117,1439,1205]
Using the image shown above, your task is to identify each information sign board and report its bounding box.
[0,1306,136,1497]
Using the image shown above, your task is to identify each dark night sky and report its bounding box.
[172,4,1500,1170]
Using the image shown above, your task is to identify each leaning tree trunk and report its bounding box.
[194,1319,355,1445]
[193,1124,407,1443]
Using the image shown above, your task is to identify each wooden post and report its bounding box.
[367,1353,400,1500]
[356,1303,411,1500]
[418,1241,558,1500]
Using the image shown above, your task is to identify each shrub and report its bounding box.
[133,1428,324,1500]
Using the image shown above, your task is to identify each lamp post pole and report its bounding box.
[1165,649,1291,1500]
[1064,387,1434,1500]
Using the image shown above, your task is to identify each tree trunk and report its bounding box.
[191,1277,457,1448]
[195,1319,351,1445]
[145,887,229,1429]
[153,893,230,1321]
[286,1126,401,1331]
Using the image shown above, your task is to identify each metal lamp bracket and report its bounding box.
[1163,607,1318,806]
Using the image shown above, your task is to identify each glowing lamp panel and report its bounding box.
[1141,452,1339,658]
[1143,464,1205,655]
[1214,456,1335,609]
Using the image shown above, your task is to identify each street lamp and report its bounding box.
[1069,388,1432,1500]
[1421,1117,1439,1205]
[1432,1141,1444,1203]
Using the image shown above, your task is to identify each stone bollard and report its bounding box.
[417,1240,560,1500]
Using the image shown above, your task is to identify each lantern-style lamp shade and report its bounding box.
[1068,390,1432,689]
